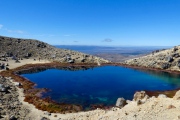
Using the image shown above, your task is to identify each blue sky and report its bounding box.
[0,0,180,46]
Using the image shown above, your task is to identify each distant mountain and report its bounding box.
[55,45,169,54]
[0,36,109,63]
[55,45,171,62]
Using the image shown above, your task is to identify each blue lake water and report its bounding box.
[21,66,180,109]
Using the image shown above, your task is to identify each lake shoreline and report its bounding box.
[1,60,180,119]
[1,62,180,111]
[18,62,180,104]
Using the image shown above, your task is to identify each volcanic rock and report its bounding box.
[115,97,126,108]
[173,90,180,100]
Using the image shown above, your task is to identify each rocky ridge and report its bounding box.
[0,36,109,64]
[124,46,180,71]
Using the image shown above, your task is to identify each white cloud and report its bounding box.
[102,38,113,42]
[0,25,25,34]
[0,24,3,29]
[7,29,24,34]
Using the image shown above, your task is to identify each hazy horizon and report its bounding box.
[55,44,173,47]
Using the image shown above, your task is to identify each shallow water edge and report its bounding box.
[0,62,180,113]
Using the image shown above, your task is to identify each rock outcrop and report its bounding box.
[125,46,180,71]
[133,91,149,105]
[0,36,109,64]
[173,90,180,100]
[115,97,126,108]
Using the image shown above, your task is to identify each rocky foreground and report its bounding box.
[0,76,30,120]
[125,46,180,71]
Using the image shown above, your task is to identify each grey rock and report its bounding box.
[44,111,51,116]
[133,91,148,101]
[14,82,21,86]
[9,115,17,120]
[173,47,178,52]
[0,87,7,92]
[177,62,180,68]
[172,53,180,58]
[177,60,180,67]
[158,94,167,98]
[115,97,126,108]
[133,91,149,105]
[166,56,173,62]
[148,61,156,67]
[161,63,171,69]
[0,84,8,92]
[41,117,50,120]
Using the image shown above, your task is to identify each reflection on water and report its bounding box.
[21,66,180,109]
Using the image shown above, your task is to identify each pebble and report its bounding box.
[167,105,176,109]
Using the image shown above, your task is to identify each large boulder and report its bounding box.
[165,56,173,62]
[115,97,126,108]
[161,63,171,69]
[0,84,8,92]
[177,62,180,68]
[173,90,180,100]
[172,53,180,58]
[14,82,21,86]
[9,115,17,120]
[158,94,167,98]
[133,91,149,105]
[173,47,178,52]
[177,60,180,68]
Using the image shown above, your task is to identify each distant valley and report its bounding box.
[55,45,171,62]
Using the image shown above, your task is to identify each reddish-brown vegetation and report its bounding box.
[0,62,89,113]
[1,62,180,113]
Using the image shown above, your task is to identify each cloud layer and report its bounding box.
[0,24,25,34]
[102,38,113,42]
[7,29,24,34]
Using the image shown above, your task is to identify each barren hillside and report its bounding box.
[0,36,109,64]
[125,46,180,71]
